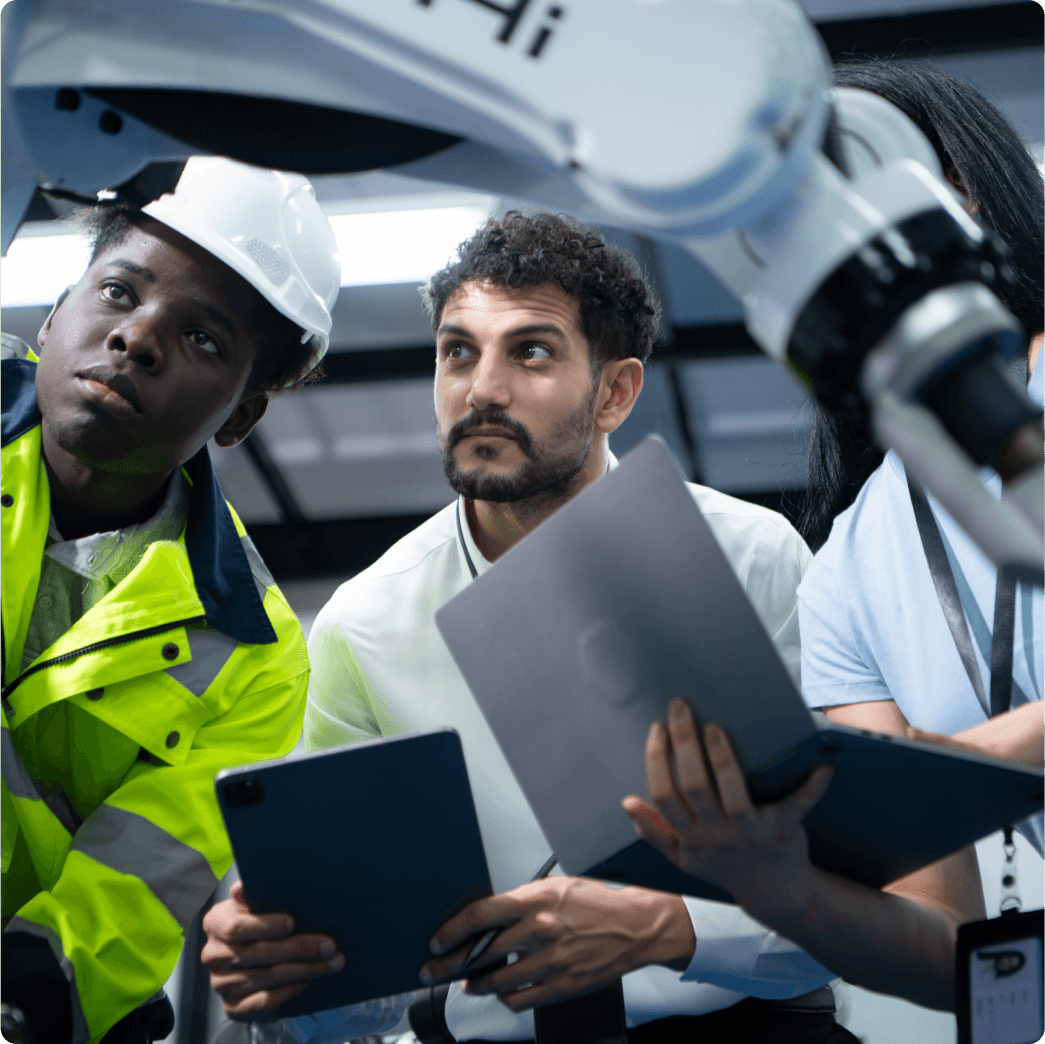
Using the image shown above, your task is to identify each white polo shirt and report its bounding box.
[303,471,832,1041]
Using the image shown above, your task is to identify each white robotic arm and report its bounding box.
[3,0,1041,577]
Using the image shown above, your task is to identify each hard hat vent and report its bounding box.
[243,237,290,286]
[298,300,329,331]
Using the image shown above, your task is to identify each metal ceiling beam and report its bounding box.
[815,2,1042,60]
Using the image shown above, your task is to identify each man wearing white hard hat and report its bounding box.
[0,156,340,1044]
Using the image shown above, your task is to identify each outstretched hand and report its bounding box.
[622,699,833,913]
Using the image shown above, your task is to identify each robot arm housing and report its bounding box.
[3,0,1041,576]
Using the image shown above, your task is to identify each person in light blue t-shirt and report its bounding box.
[795,58,1044,838]
[622,58,1043,1018]
[798,349,1043,848]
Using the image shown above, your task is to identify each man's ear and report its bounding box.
[595,358,644,435]
[36,285,74,351]
[214,390,269,448]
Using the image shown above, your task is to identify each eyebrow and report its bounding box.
[105,259,157,282]
[194,300,236,337]
[436,322,568,342]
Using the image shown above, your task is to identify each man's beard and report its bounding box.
[439,392,597,505]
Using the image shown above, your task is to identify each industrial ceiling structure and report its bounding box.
[2,0,1041,579]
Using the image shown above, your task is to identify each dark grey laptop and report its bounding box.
[435,437,1043,903]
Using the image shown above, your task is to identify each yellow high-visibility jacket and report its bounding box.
[1,358,308,1042]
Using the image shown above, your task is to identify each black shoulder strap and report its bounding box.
[907,475,1014,717]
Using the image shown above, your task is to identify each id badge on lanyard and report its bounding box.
[956,830,1044,1044]
[909,478,1044,1044]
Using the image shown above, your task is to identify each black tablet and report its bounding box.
[214,728,493,1018]
[585,725,1044,902]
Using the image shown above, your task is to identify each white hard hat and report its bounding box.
[142,156,341,364]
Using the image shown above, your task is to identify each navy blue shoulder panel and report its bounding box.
[1,359,42,447]
[182,447,277,646]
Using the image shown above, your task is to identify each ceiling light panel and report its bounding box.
[2,196,497,308]
[329,203,493,287]
[2,224,92,308]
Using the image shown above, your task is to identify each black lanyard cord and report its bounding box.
[908,476,1015,717]
[908,475,1025,916]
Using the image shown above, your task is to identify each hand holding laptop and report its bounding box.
[621,699,833,916]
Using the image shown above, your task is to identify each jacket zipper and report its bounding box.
[1,614,207,712]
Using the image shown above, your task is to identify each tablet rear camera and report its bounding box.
[224,779,264,808]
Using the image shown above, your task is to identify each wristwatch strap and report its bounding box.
[533,979,628,1044]
[409,984,455,1044]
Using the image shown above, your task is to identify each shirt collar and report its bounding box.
[47,469,190,585]
[456,497,494,579]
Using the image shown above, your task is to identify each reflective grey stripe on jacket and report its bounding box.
[164,535,272,695]
[3,916,91,1044]
[166,627,238,697]
[72,805,218,930]
[3,728,84,833]
[1,728,42,800]
[242,535,275,605]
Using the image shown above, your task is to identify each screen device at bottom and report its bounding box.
[956,909,1044,1044]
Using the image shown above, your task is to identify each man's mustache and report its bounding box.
[445,410,536,458]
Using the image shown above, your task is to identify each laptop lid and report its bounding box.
[435,436,815,876]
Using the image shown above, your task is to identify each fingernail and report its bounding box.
[669,699,686,721]
[429,937,444,955]
[649,722,661,740]
[705,723,723,743]
[319,940,335,958]
[284,916,295,935]
[419,967,433,986]
[328,954,344,973]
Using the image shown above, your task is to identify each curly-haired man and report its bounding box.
[201,213,855,1044]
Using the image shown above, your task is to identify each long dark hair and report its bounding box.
[798,59,1045,551]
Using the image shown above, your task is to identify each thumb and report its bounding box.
[782,764,834,821]
[230,879,249,907]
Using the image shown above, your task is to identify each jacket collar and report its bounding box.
[1,358,276,645]
[1,359,42,445]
